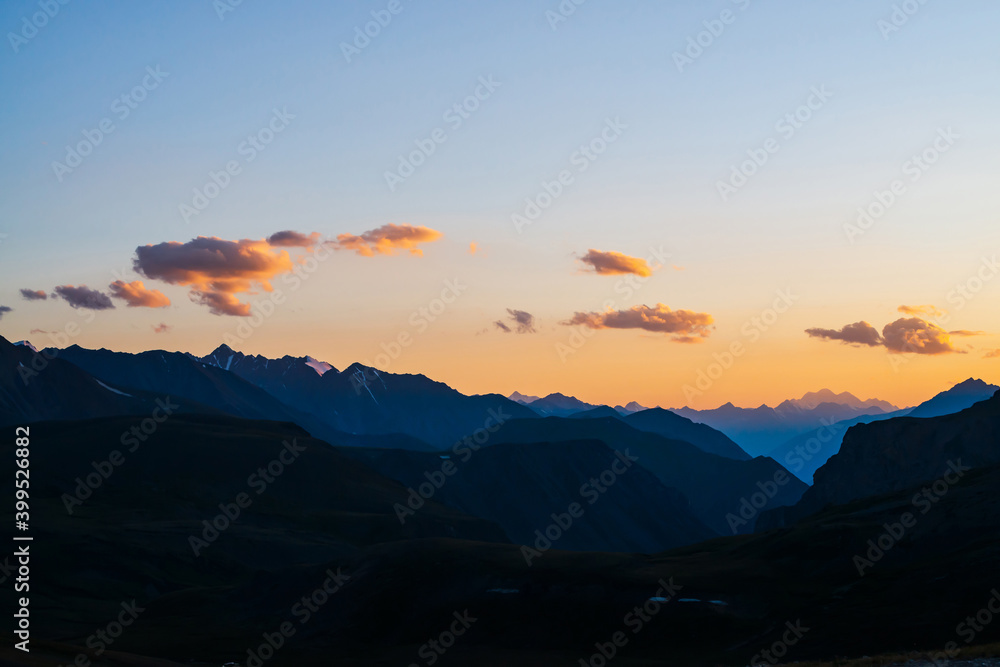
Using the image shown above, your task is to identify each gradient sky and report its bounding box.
[1,0,999,409]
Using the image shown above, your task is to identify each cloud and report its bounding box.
[562,304,714,342]
[805,321,883,347]
[334,224,442,257]
[898,304,945,318]
[0,306,11,319]
[152,323,172,334]
[53,285,115,310]
[578,249,653,277]
[29,328,52,334]
[881,317,960,355]
[948,330,986,337]
[495,308,537,334]
[19,289,47,301]
[469,242,478,255]
[806,317,962,355]
[985,349,1000,359]
[267,230,321,247]
[108,280,171,308]
[133,236,297,317]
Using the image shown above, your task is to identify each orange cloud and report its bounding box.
[898,304,945,318]
[562,303,714,342]
[334,224,442,257]
[985,349,1000,359]
[881,317,960,355]
[805,321,882,347]
[152,323,172,334]
[578,249,653,277]
[133,236,296,317]
[109,280,171,308]
[469,242,478,255]
[806,317,962,355]
[19,289,47,301]
[949,330,986,337]
[267,230,321,247]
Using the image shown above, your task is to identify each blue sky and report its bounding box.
[1,0,999,407]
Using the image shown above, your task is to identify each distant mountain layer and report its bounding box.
[673,399,894,457]
[762,389,1000,528]
[766,378,1000,483]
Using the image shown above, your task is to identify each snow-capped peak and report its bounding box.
[304,356,333,376]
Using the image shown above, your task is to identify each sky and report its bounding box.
[1,0,999,410]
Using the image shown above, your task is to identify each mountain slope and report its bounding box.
[622,407,751,460]
[198,346,538,448]
[472,416,805,534]
[343,440,716,553]
[763,389,1000,527]
[905,377,999,418]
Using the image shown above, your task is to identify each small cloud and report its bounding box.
[29,328,52,334]
[19,289,48,301]
[495,309,537,334]
[805,321,883,347]
[334,224,442,257]
[578,249,653,277]
[949,330,986,337]
[109,280,171,308]
[562,303,714,342]
[985,349,1000,359]
[152,323,172,334]
[0,306,11,319]
[469,242,478,255]
[898,304,945,318]
[267,230,321,247]
[53,285,115,311]
[882,317,960,355]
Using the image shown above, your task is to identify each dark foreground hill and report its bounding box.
[343,440,716,553]
[470,416,806,534]
[2,415,998,665]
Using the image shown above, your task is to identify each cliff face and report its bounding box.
[762,390,1000,527]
